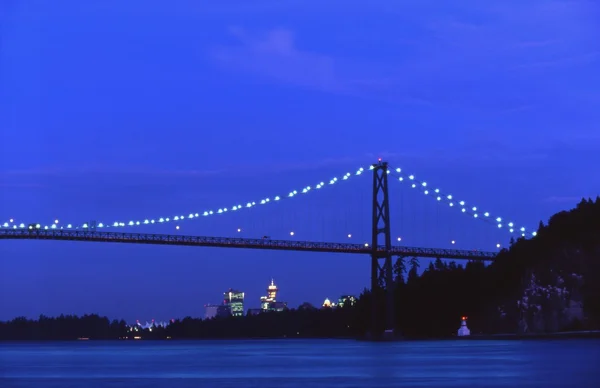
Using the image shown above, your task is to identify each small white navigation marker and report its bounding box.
[457,316,471,337]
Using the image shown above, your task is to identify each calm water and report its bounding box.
[1,339,599,387]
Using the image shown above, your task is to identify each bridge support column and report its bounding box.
[370,160,395,340]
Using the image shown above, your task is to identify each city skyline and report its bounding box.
[1,0,599,321]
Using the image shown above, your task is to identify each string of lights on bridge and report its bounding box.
[386,165,536,239]
[1,163,536,249]
[0,166,368,231]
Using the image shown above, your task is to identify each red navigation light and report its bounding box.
[378,157,382,162]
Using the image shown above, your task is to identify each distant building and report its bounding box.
[259,279,288,312]
[247,308,262,316]
[133,319,170,329]
[337,295,357,308]
[224,289,245,317]
[204,304,230,319]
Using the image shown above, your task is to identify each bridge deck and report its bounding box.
[0,229,496,261]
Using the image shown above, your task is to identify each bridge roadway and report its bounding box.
[0,229,496,261]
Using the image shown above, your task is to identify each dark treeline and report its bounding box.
[2,198,599,340]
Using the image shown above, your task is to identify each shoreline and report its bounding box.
[2,330,600,342]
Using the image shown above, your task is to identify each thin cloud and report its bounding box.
[510,51,599,70]
[208,27,431,106]
[0,156,374,180]
[0,183,46,189]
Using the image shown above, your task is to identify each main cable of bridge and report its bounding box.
[1,160,536,246]
[385,166,536,239]
[1,165,370,232]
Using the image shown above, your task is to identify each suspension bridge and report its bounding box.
[0,160,537,338]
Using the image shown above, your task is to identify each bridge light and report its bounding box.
[397,237,402,241]
[398,177,403,181]
[498,224,502,228]
[9,219,13,223]
[520,227,525,232]
[411,183,416,188]
[290,231,294,236]
[364,243,369,247]
[409,175,414,180]
[508,222,514,227]
[496,217,502,222]
[347,234,352,238]
[472,207,477,211]
[459,201,465,206]
[496,243,501,248]
[532,232,537,236]
[509,228,514,233]
[451,240,455,244]
[436,196,441,201]
[237,228,241,232]
[434,189,440,193]
[396,168,401,172]
[484,212,489,217]
[176,226,180,230]
[422,182,427,187]
[449,202,454,207]
[36,224,41,229]
[424,190,429,194]
[54,219,59,224]
[461,208,466,212]
[474,214,478,218]
[447,195,452,200]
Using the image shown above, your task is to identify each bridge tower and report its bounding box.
[370,160,395,339]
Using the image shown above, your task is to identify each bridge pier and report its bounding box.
[370,160,397,340]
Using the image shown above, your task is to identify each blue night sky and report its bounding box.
[1,0,598,322]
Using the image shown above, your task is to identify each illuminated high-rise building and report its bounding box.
[224,289,245,317]
[260,279,287,312]
[260,279,278,310]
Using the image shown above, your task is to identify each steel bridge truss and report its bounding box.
[0,229,497,261]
